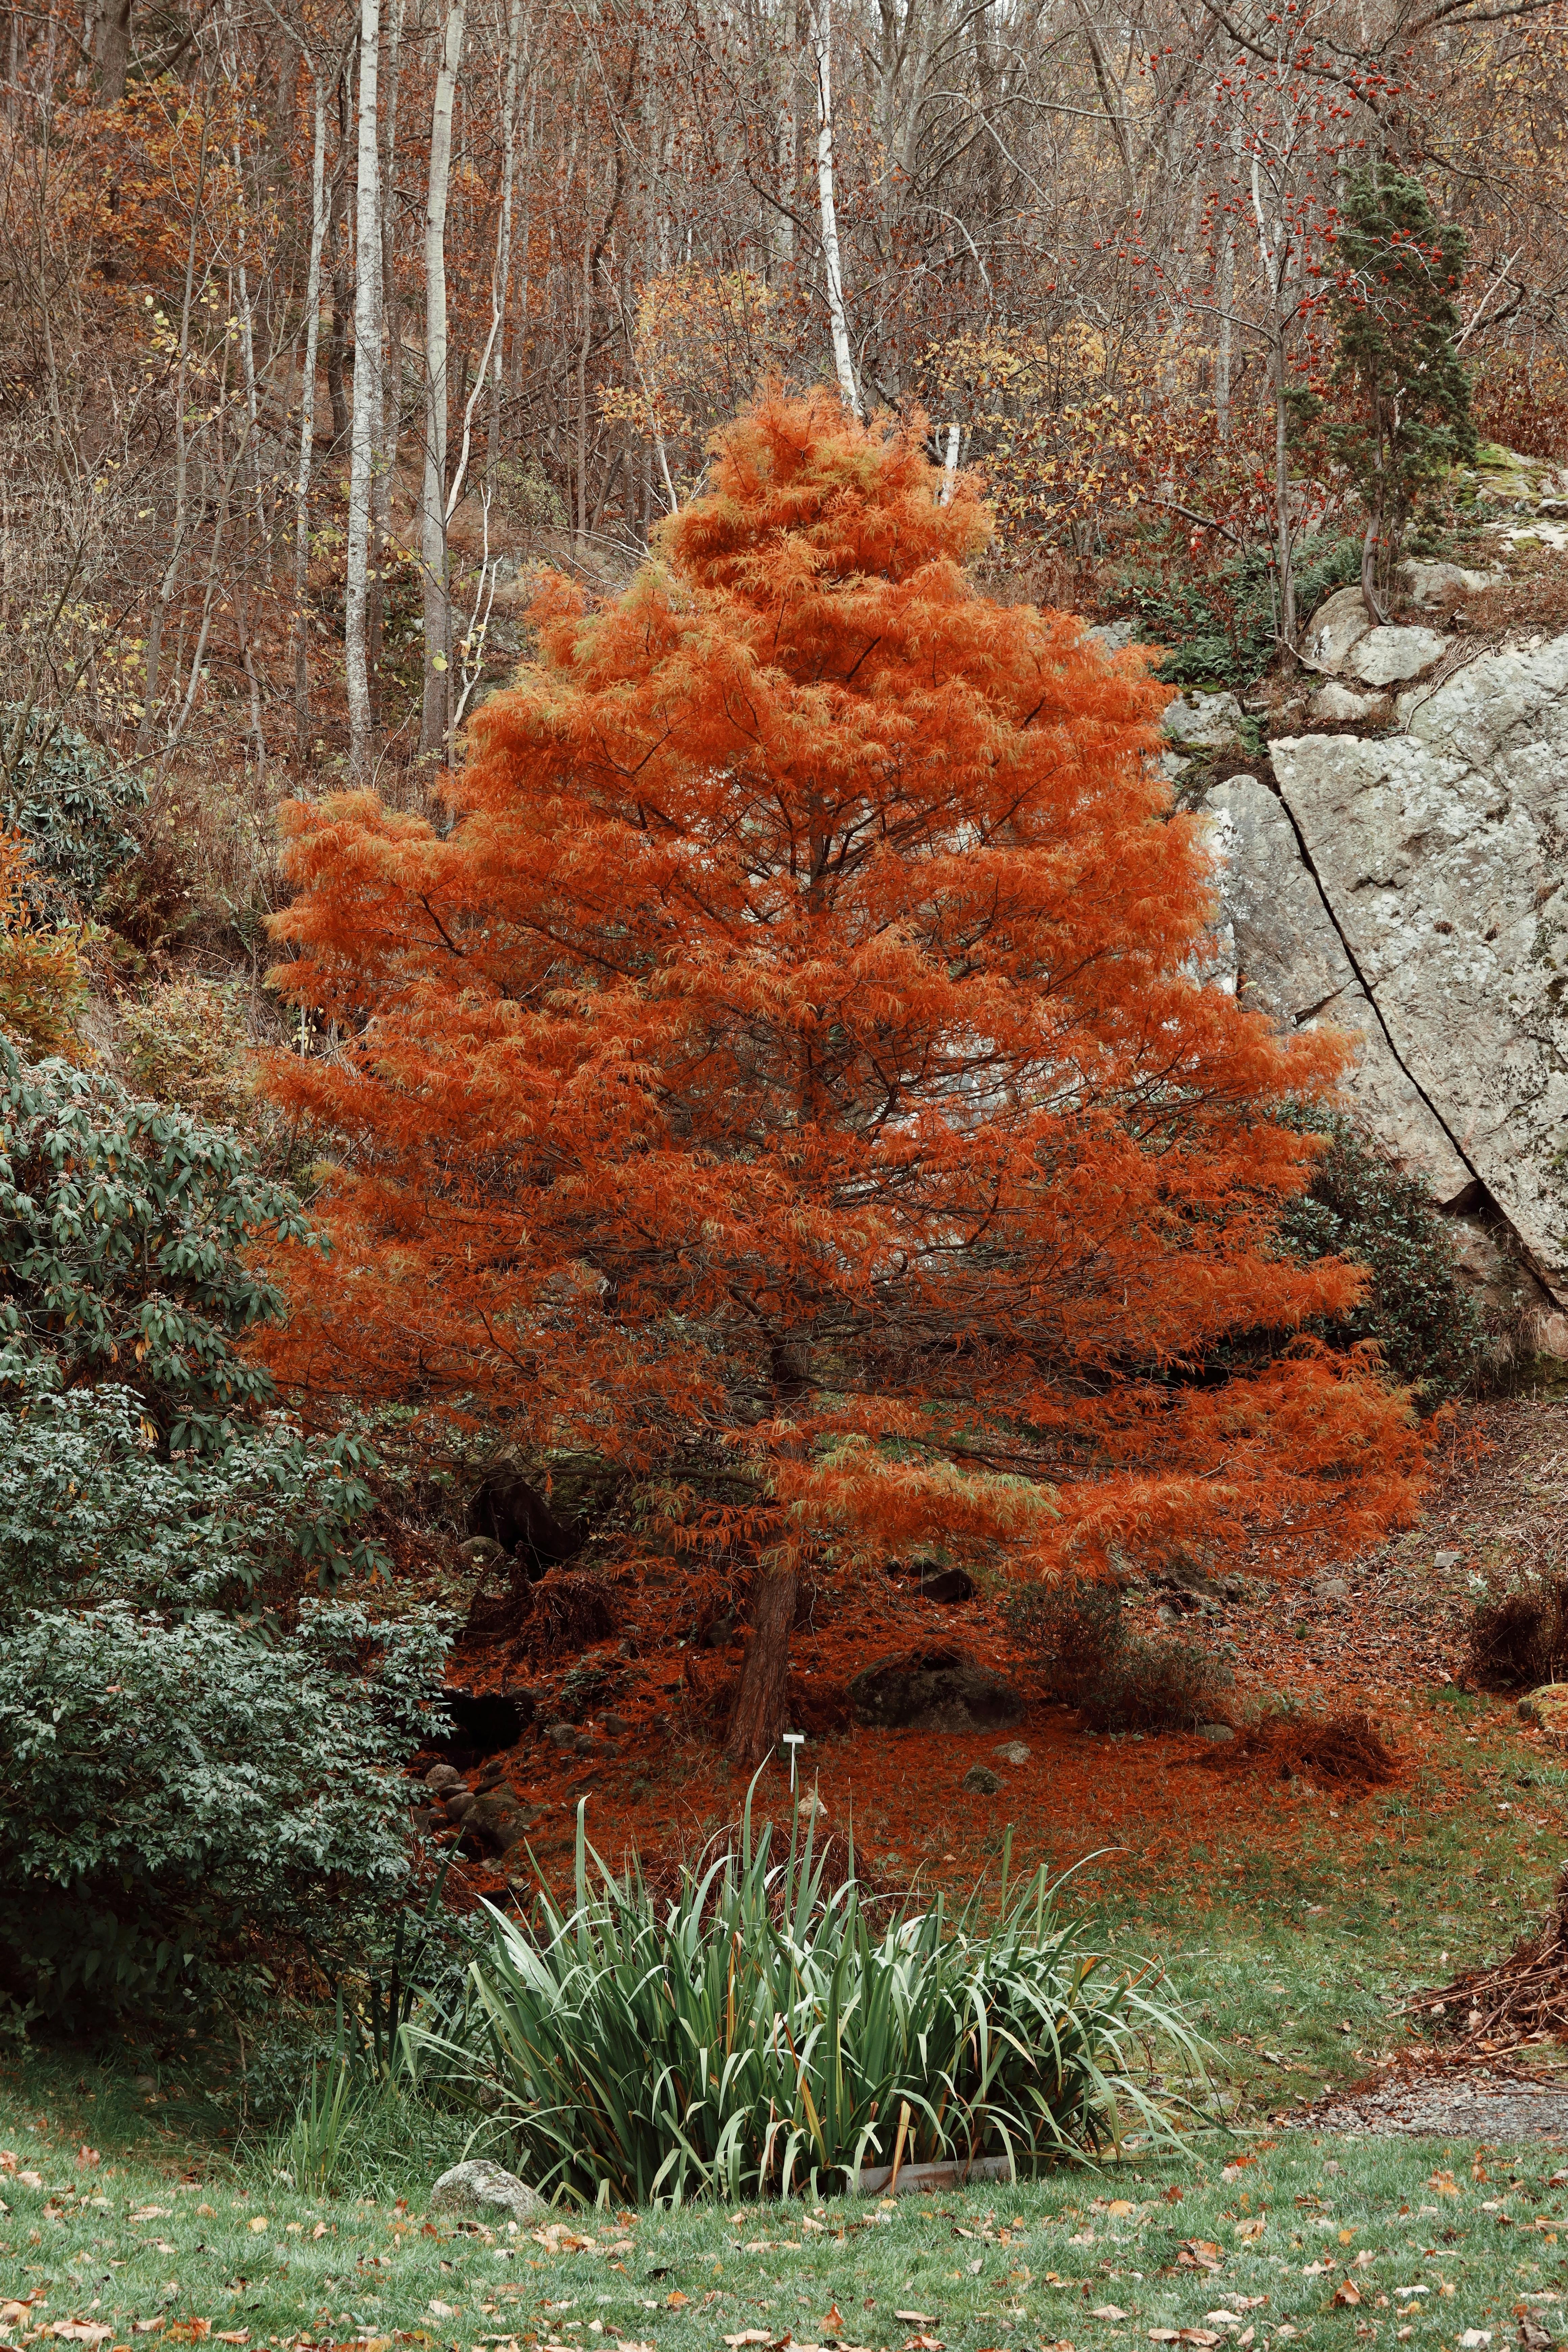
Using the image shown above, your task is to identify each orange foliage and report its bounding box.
[0,832,87,1059]
[268,390,1425,1598]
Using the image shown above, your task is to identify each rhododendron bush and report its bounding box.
[270,391,1424,1762]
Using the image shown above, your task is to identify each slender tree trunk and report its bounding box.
[139,110,209,754]
[724,1562,798,1768]
[420,0,465,760]
[807,0,860,417]
[326,72,352,447]
[294,71,328,769]
[486,0,525,480]
[345,0,382,778]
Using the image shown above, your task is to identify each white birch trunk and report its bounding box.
[939,419,960,504]
[293,72,328,769]
[807,0,860,418]
[486,0,525,475]
[345,0,382,778]
[419,0,466,759]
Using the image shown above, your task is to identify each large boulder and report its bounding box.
[1268,633,1568,1301]
[1344,625,1448,687]
[430,2158,543,2223]
[849,1646,1023,1732]
[1201,614,1568,1314]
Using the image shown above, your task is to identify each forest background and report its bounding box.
[1,0,1565,835]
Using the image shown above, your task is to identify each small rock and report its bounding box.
[1318,1576,1349,1600]
[1519,1687,1568,1735]
[1163,688,1244,749]
[798,1788,829,1823]
[1346,625,1448,686]
[1398,558,1501,604]
[1308,681,1379,724]
[424,1763,464,1793]
[429,2158,543,2223]
[1434,1549,1464,1570]
[545,1721,579,1747]
[994,1740,1031,1765]
[1195,1722,1235,1744]
[1087,617,1140,654]
[600,1711,630,1736]
[1302,585,1372,671]
[444,1789,477,1820]
[961,1763,1002,1794]
[457,1535,506,1571]
[466,1789,542,1855]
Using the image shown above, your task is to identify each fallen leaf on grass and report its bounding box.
[166,2325,211,2344]
[1428,2173,1460,2198]
[901,2335,944,2351]
[1107,2201,1135,2218]
[894,2316,937,2328]
[1519,2325,1553,2352]
[1330,2284,1362,2310]
[533,2227,594,2256]
[213,2336,248,2345]
[664,2294,688,2312]
[1147,2331,1220,2346]
[1459,2336,1493,2349]
[131,2325,164,2337]
[612,2342,656,2352]
[1091,2308,1130,2322]
[724,2334,775,2347]
[0,2151,16,2173]
[52,2328,116,2344]
[1176,2244,1223,2275]
[1232,2221,1265,2244]
[18,2172,43,2189]
[426,2306,459,2322]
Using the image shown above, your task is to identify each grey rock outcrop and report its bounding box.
[1345,625,1449,687]
[1203,628,1568,1317]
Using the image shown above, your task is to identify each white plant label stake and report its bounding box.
[782,1732,805,1792]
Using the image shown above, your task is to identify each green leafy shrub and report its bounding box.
[0,709,145,916]
[417,1802,1200,2203]
[1,1381,386,1606]
[0,1039,319,1447]
[1109,533,1363,686]
[1274,1110,1484,1404]
[1005,1580,1231,1732]
[0,1598,449,2023]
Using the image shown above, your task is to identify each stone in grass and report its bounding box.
[430,2158,543,2223]
[1195,1722,1235,1743]
[1519,1687,1568,1736]
[961,1763,1002,1795]
[994,1741,1031,1766]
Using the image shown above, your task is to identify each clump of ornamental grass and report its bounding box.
[412,1792,1205,2206]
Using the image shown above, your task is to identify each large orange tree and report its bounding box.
[270,390,1423,1761]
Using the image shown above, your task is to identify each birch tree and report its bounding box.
[420,0,466,760]
[807,0,859,416]
[345,0,383,778]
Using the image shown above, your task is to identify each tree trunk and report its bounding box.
[345,0,382,779]
[420,0,465,761]
[293,71,328,769]
[95,0,130,102]
[724,1562,798,1768]
[807,0,860,418]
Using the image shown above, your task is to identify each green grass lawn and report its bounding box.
[5,1691,1568,2352]
[5,2106,1567,2352]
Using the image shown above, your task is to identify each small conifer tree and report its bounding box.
[1326,167,1476,618]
